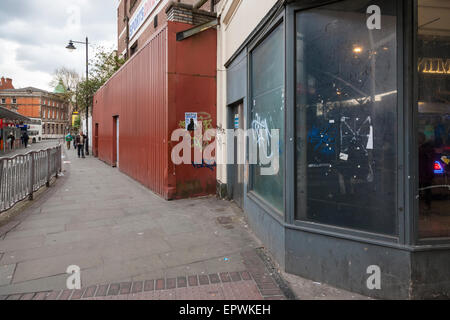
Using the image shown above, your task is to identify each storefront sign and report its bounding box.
[129,0,161,40]
[418,58,450,75]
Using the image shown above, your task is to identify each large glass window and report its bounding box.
[250,24,285,213]
[295,0,398,235]
[417,0,450,239]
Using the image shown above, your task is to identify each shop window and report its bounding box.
[250,23,285,213]
[295,0,398,235]
[1,98,5,104]
[417,0,450,239]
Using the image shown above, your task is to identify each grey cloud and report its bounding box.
[0,1,116,44]
[0,0,116,83]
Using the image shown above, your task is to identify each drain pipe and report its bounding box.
[124,0,130,59]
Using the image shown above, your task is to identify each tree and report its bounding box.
[50,67,80,91]
[49,67,80,105]
[90,46,125,85]
[74,47,125,114]
[73,116,81,131]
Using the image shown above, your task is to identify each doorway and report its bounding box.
[113,116,119,168]
[94,123,99,157]
[229,102,244,208]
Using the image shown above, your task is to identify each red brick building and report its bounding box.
[0,77,14,90]
[0,83,71,139]
[117,0,217,58]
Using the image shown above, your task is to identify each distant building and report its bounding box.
[0,80,70,139]
[0,77,14,90]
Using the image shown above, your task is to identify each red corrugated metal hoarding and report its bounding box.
[93,21,217,200]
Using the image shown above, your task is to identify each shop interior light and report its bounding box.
[353,46,363,54]
[434,161,444,174]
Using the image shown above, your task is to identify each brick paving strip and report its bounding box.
[0,249,292,300]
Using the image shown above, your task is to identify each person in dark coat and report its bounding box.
[75,131,85,158]
[22,131,29,148]
[7,132,15,150]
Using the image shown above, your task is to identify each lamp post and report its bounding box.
[66,37,90,155]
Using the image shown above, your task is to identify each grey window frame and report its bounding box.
[246,10,286,218]
[224,0,450,248]
[286,0,406,245]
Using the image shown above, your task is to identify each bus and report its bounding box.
[27,118,42,143]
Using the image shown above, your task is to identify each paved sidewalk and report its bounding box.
[2,256,284,300]
[0,146,286,300]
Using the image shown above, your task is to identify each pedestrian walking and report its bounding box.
[7,132,15,150]
[22,131,29,148]
[75,131,85,158]
[71,132,77,150]
[65,133,73,150]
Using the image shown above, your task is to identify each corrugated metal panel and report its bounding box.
[93,26,169,198]
[168,22,217,199]
[93,22,217,200]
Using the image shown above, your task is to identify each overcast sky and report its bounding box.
[0,0,117,91]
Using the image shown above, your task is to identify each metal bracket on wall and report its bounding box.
[176,18,220,41]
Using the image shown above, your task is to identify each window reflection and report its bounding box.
[250,24,285,213]
[295,0,398,235]
[417,0,450,239]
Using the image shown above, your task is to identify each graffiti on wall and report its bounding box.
[251,113,275,158]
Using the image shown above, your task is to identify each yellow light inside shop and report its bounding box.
[353,46,363,54]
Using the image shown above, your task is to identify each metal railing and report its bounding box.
[0,145,62,212]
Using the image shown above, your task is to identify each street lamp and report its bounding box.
[66,37,90,155]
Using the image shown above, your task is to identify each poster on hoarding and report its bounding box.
[185,113,198,131]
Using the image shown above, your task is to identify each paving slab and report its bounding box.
[12,252,103,284]
[0,236,46,252]
[0,274,67,296]
[0,264,15,286]
[3,225,65,240]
